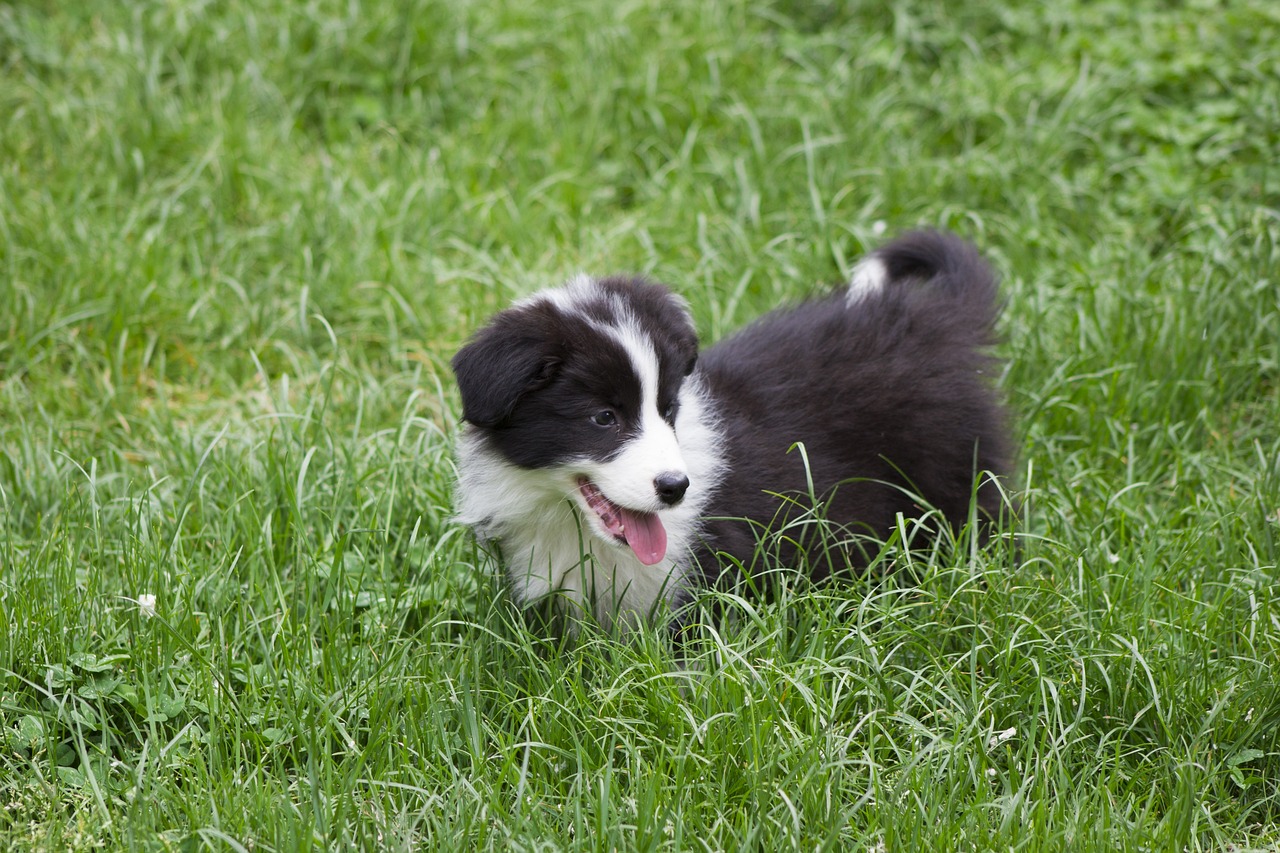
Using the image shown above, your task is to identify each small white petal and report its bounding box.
[987,726,1017,749]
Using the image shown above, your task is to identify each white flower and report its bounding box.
[987,726,1017,749]
[138,594,157,617]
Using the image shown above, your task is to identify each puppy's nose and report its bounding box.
[654,472,690,507]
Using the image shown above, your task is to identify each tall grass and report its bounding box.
[2,0,1278,848]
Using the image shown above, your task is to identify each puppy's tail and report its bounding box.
[847,230,1000,325]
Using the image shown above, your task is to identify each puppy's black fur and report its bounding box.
[692,231,1010,584]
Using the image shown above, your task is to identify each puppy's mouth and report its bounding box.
[576,477,668,566]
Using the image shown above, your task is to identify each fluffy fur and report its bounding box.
[452,231,1012,629]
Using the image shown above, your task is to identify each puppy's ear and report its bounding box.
[676,329,698,376]
[663,300,699,376]
[452,307,561,428]
[597,275,701,377]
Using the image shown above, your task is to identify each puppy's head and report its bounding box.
[452,275,699,564]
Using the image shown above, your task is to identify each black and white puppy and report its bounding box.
[452,231,1012,630]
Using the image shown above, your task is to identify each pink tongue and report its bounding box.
[619,507,667,565]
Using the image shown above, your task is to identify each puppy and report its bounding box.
[452,231,1012,630]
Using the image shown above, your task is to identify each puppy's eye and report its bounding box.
[591,410,617,427]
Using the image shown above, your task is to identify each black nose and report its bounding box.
[654,472,690,507]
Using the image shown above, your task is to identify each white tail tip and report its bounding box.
[847,256,887,306]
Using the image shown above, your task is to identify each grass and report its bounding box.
[2,0,1278,848]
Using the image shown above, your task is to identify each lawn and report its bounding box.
[2,0,1278,849]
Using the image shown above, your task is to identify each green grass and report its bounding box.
[2,0,1279,848]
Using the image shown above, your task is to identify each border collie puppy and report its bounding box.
[452,231,1012,630]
